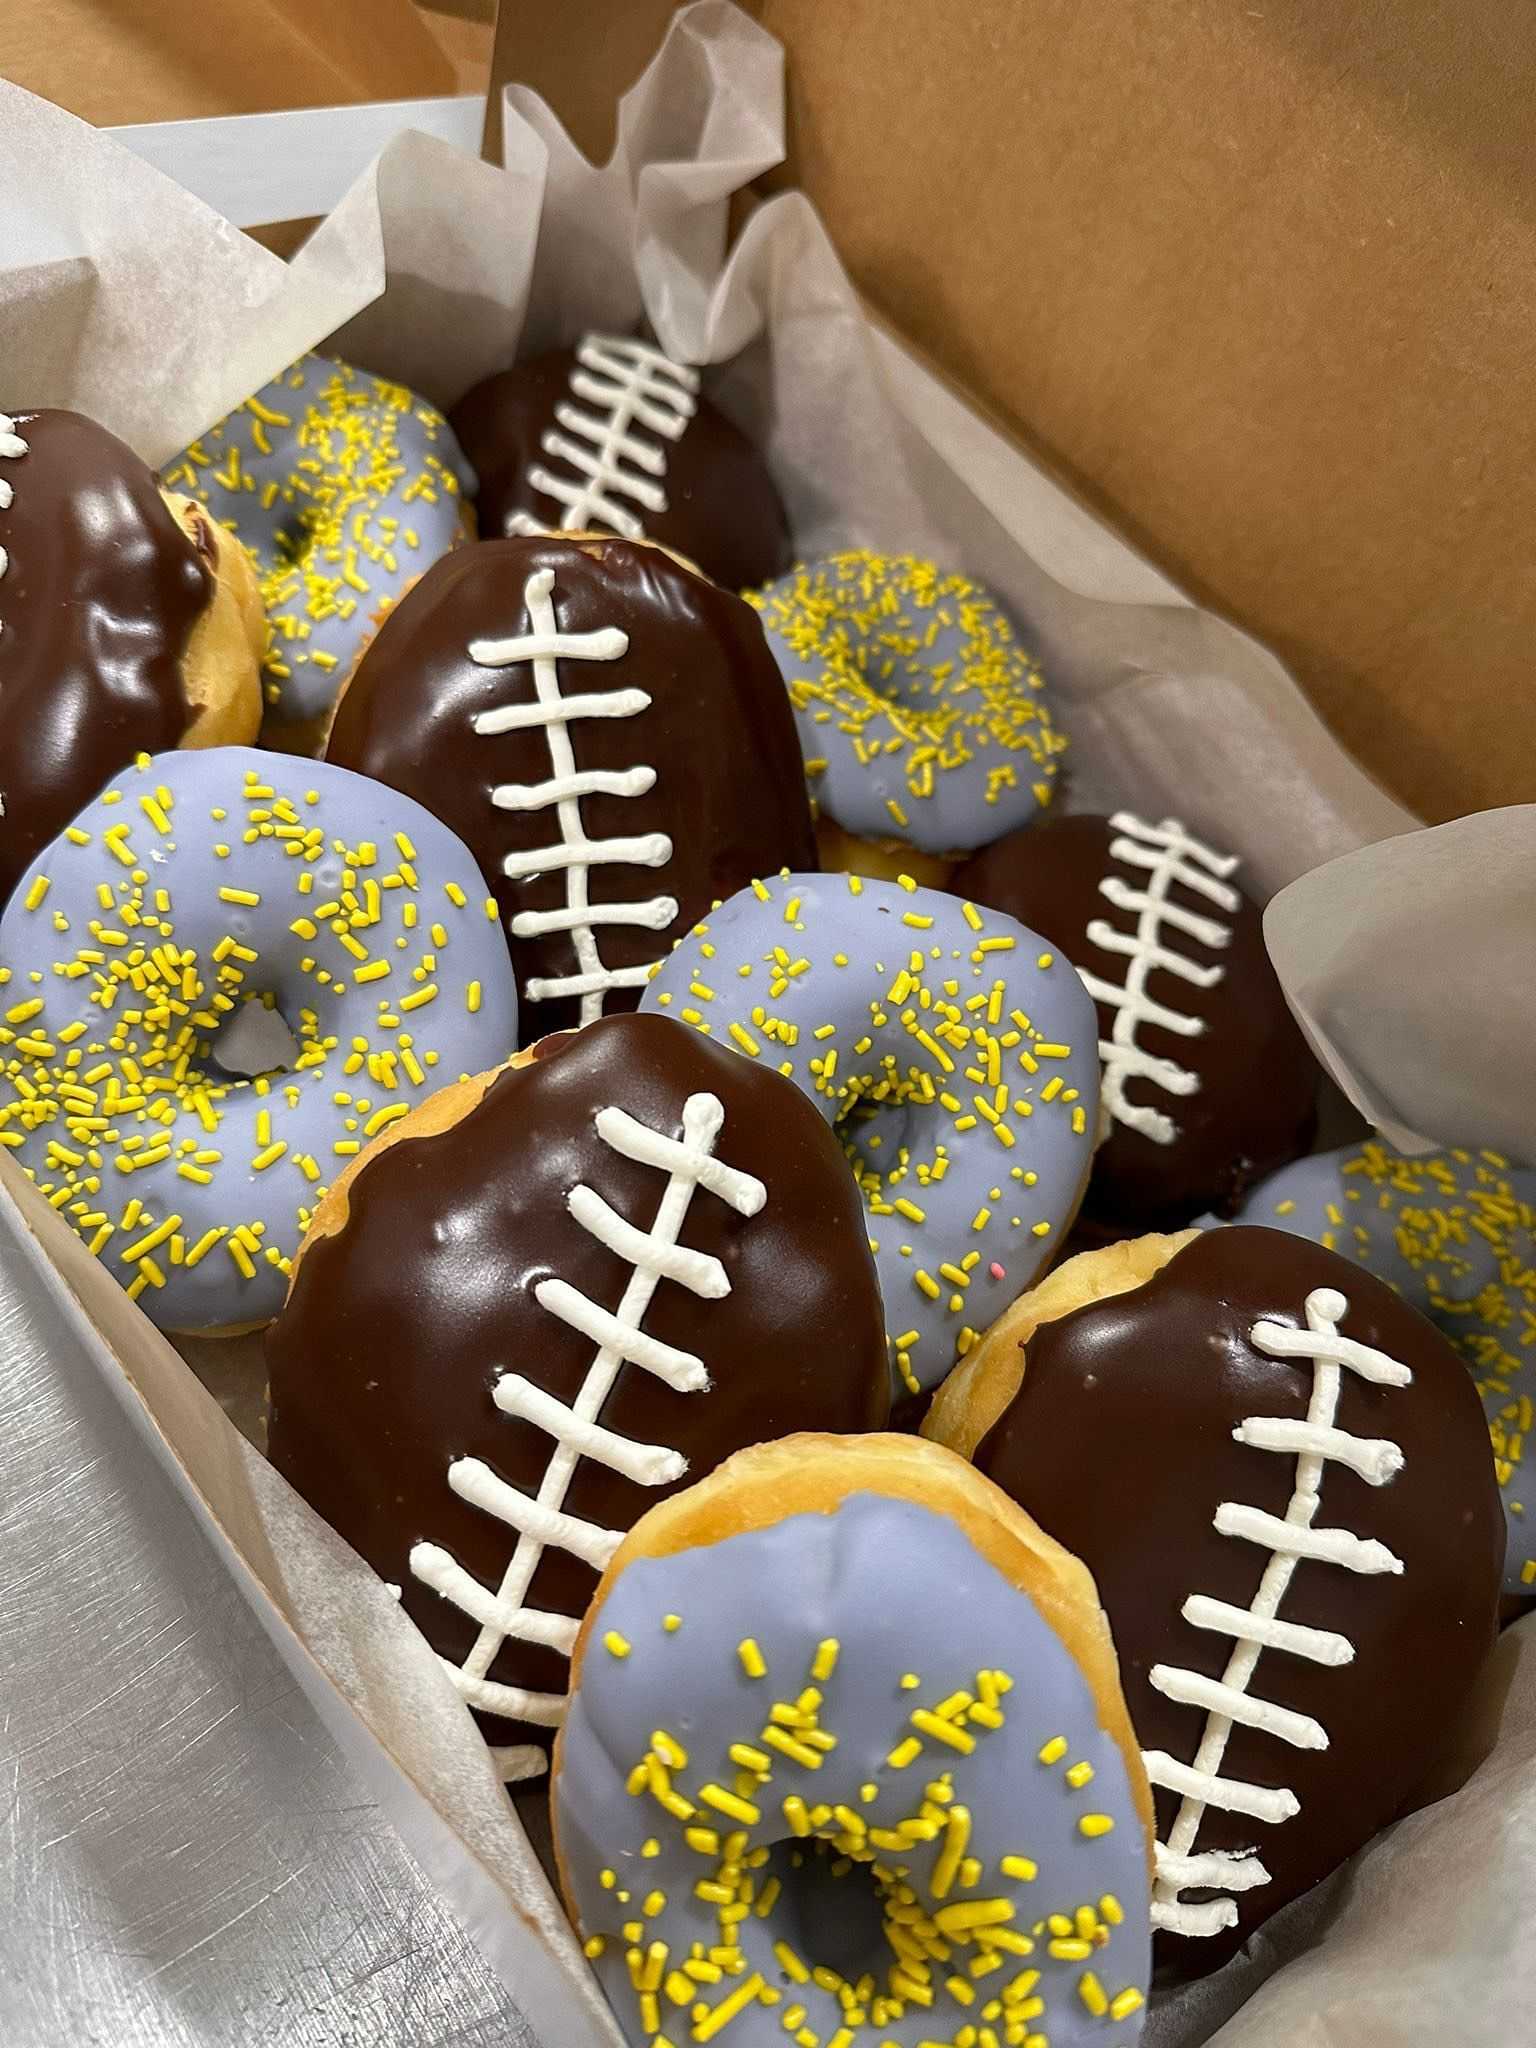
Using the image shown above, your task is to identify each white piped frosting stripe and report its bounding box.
[0,411,29,617]
[1077,812,1242,1146]
[408,1090,766,1779]
[1147,1285,1412,1938]
[471,566,678,1021]
[506,334,699,540]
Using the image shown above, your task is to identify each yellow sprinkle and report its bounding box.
[1000,1854,1038,1882]
[663,1614,682,1633]
[886,1736,923,1770]
[698,1784,760,1826]
[934,1899,1015,1936]
[603,1631,631,1659]
[737,1638,767,1679]
[691,1971,764,2040]
[22,875,50,913]
[1038,1736,1068,1765]
[400,983,438,1011]
[466,980,481,1014]
[353,958,391,984]
[773,1941,810,1984]
[810,1638,840,1681]
[1078,1971,1109,2017]
[251,1140,288,1171]
[1078,1814,1116,1838]
[1110,1988,1145,2020]
[1066,1760,1095,1789]
[217,886,261,907]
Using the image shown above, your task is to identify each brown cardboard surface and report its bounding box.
[0,0,1527,818]
[0,0,456,124]
[493,0,1536,823]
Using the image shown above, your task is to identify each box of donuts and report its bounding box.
[2,2,1533,2043]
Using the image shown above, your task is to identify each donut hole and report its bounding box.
[761,1836,889,1986]
[208,992,301,1079]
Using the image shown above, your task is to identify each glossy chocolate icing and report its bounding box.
[325,534,816,1044]
[265,1011,890,1750]
[451,346,790,591]
[951,815,1317,1233]
[972,1225,1503,1973]
[0,409,208,903]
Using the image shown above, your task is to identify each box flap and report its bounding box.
[493,0,1535,825]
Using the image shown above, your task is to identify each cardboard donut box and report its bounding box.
[2,3,1532,2043]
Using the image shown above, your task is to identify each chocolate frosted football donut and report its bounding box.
[325,534,815,1043]
[451,335,790,591]
[951,812,1317,1233]
[0,409,263,904]
[927,1226,1503,1974]
[266,1010,889,1778]
[1225,1139,1536,1599]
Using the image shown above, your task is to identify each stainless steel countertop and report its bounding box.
[0,1228,536,2047]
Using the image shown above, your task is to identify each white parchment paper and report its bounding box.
[2,3,1530,2042]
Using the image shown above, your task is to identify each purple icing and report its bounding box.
[164,355,473,728]
[746,553,1067,856]
[0,746,516,1331]
[1221,1142,1536,1597]
[640,872,1099,1397]
[556,1491,1150,2047]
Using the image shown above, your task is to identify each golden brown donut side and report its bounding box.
[923,1228,1200,1456]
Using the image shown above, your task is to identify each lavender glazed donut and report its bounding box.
[165,354,473,735]
[555,1434,1153,2048]
[747,553,1067,861]
[1223,1139,1536,1598]
[0,747,516,1332]
[641,871,1099,1402]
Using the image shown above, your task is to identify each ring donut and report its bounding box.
[554,1432,1153,2048]
[0,408,263,906]
[165,354,473,741]
[1222,1139,1536,1599]
[747,552,1066,866]
[0,746,515,1333]
[641,870,1099,1403]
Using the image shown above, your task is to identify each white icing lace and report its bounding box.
[1145,1285,1411,1938]
[409,1091,766,1782]
[1076,812,1242,1146]
[471,566,678,1024]
[507,334,700,541]
[0,412,29,631]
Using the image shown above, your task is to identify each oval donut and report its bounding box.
[640,871,1099,1401]
[553,1432,1153,2048]
[747,552,1067,859]
[165,355,473,737]
[1222,1138,1536,1599]
[0,746,516,1333]
[0,408,264,906]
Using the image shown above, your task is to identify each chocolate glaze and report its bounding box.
[951,815,1317,1233]
[451,348,790,591]
[972,1225,1503,1974]
[325,535,816,1044]
[0,410,209,903]
[266,1011,890,1750]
